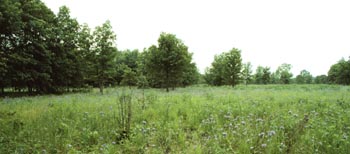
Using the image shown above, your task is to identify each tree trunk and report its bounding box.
[166,70,169,92]
[99,82,104,94]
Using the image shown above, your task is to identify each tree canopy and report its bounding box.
[0,0,349,95]
[205,48,242,87]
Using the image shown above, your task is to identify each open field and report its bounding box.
[1,85,350,153]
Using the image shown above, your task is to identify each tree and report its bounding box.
[204,54,226,86]
[314,75,328,84]
[254,66,271,84]
[262,67,271,84]
[115,49,139,85]
[242,62,253,85]
[276,63,293,84]
[222,48,242,87]
[270,72,279,84]
[50,6,81,92]
[204,48,242,87]
[92,20,117,94]
[182,62,200,86]
[120,66,137,87]
[0,0,23,93]
[295,70,313,84]
[77,23,94,86]
[328,58,350,85]
[13,0,56,93]
[144,33,192,92]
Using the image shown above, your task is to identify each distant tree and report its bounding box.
[182,62,200,86]
[276,63,293,84]
[205,48,242,87]
[242,62,253,85]
[204,54,226,86]
[328,57,350,85]
[77,23,94,86]
[92,20,117,94]
[144,33,192,92]
[262,67,271,84]
[222,48,242,87]
[296,70,313,84]
[120,66,137,87]
[254,66,270,84]
[115,49,139,85]
[254,66,264,84]
[314,75,328,84]
[270,72,280,84]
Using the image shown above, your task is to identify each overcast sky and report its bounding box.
[42,0,350,76]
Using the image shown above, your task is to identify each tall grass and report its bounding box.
[0,85,349,153]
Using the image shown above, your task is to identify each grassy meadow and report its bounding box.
[1,85,350,153]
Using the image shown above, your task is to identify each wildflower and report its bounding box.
[256,118,263,122]
[267,130,276,137]
[259,132,265,138]
[142,120,147,125]
[261,143,267,148]
[343,134,348,139]
[250,146,254,150]
[67,144,72,148]
[112,141,116,144]
[288,110,292,114]
[241,121,246,125]
[222,132,227,137]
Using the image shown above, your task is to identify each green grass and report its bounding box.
[1,85,350,153]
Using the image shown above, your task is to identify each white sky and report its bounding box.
[42,0,350,76]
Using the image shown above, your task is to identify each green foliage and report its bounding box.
[205,54,226,86]
[242,62,253,85]
[51,6,82,91]
[223,48,243,87]
[1,85,350,153]
[254,66,271,84]
[92,20,117,94]
[144,33,195,92]
[120,66,137,87]
[276,63,293,84]
[115,49,139,85]
[296,70,313,84]
[314,75,328,84]
[205,48,243,87]
[328,57,350,85]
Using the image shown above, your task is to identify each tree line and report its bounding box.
[0,0,199,94]
[1,0,349,95]
[204,49,350,86]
